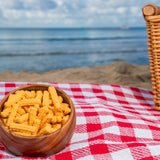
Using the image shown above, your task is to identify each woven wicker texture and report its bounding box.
[143,4,160,110]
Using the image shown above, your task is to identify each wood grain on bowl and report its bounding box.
[0,84,76,157]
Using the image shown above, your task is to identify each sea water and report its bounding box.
[0,27,148,72]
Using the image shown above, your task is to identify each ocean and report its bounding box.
[0,27,148,73]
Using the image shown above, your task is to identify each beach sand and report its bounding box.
[0,61,152,90]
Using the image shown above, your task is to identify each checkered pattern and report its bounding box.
[0,82,160,160]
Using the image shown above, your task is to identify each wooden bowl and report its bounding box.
[0,84,76,157]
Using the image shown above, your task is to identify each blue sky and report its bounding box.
[0,0,159,28]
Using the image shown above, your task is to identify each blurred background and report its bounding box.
[0,0,158,72]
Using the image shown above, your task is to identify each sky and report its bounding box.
[0,0,159,28]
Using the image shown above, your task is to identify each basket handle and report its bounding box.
[142,3,160,20]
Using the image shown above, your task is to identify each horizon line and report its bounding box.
[0,26,146,29]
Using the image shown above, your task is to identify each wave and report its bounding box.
[0,48,148,57]
[0,36,146,42]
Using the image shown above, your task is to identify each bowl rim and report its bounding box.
[0,84,75,139]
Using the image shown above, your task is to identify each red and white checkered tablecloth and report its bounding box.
[0,82,160,160]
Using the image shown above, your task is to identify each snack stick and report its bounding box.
[37,127,48,136]
[49,99,52,105]
[38,124,54,136]
[34,104,39,110]
[29,107,37,126]
[4,103,10,108]
[42,91,50,106]
[48,106,54,110]
[16,113,21,117]
[1,107,12,118]
[14,113,28,124]
[4,94,14,108]
[49,86,61,111]
[23,106,29,112]
[33,119,41,136]
[25,91,36,99]
[61,103,71,115]
[51,107,60,115]
[7,104,19,126]
[51,115,62,124]
[30,91,36,98]
[62,115,70,125]
[5,92,25,108]
[24,91,30,99]
[22,121,28,125]
[38,106,49,120]
[36,91,43,102]
[13,131,32,136]
[15,91,25,98]
[54,112,64,117]
[63,107,71,115]
[58,96,63,103]
[40,114,52,128]
[18,99,41,106]
[56,116,62,123]
[12,128,32,136]
[48,109,53,116]
[49,106,57,115]
[9,123,36,133]
[17,106,26,115]
[41,122,51,129]
[61,103,69,108]
[52,123,61,132]
[3,118,7,125]
[15,90,25,95]
[7,94,14,99]
[51,116,57,124]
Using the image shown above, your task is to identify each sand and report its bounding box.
[0,61,152,90]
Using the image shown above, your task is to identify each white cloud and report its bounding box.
[87,19,94,25]
[26,11,45,19]
[2,9,24,19]
[117,7,126,14]
[23,0,57,10]
[0,0,151,27]
[0,0,24,10]
[130,6,142,17]
[112,16,119,23]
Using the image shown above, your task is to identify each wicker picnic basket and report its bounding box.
[142,3,160,110]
